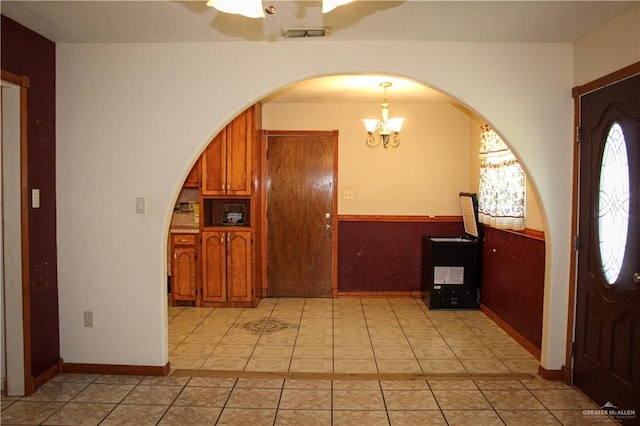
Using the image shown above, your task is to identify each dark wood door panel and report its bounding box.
[266,132,335,297]
[574,72,640,413]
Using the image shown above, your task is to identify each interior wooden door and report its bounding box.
[574,72,640,413]
[266,131,336,297]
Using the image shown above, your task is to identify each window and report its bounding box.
[478,126,525,231]
[598,122,629,285]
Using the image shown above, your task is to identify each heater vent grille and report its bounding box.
[282,28,329,38]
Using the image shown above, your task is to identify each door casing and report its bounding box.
[568,62,640,395]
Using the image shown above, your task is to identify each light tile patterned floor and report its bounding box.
[1,373,605,425]
[1,298,607,425]
[168,297,540,375]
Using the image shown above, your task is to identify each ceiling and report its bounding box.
[1,1,636,104]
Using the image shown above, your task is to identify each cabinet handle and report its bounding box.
[179,238,188,242]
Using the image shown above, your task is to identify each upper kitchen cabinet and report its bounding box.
[183,160,201,188]
[202,105,260,196]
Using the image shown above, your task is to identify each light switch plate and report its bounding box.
[32,189,40,208]
[136,197,146,214]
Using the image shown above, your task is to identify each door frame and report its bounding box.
[1,69,31,395]
[259,130,339,298]
[566,62,640,383]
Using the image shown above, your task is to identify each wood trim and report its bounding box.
[260,130,335,137]
[565,90,581,379]
[2,69,33,395]
[1,70,30,88]
[497,227,545,242]
[33,358,63,390]
[537,365,564,381]
[480,304,541,360]
[20,76,31,394]
[571,61,640,97]
[259,130,268,299]
[338,215,462,223]
[62,362,171,376]
[566,62,640,383]
[561,364,572,385]
[331,130,339,298]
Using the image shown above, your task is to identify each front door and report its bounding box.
[574,72,640,413]
[265,131,336,297]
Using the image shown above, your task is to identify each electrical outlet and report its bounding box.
[83,311,93,328]
[343,189,354,200]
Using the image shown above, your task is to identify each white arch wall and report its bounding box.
[56,41,572,369]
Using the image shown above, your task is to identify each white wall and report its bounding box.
[574,3,639,86]
[57,41,573,370]
[1,82,25,395]
[264,103,472,216]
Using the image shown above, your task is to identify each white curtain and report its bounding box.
[478,127,526,230]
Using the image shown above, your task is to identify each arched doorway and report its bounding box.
[166,74,547,375]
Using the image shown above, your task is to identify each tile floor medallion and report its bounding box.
[1,298,611,425]
[236,318,298,335]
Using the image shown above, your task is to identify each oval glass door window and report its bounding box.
[598,122,630,284]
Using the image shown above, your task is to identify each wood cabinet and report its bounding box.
[202,230,252,304]
[201,106,255,196]
[170,233,198,304]
[168,103,261,307]
[183,160,201,188]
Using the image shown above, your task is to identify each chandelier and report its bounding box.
[362,82,405,149]
[206,0,353,18]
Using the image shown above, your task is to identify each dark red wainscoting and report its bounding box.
[481,226,545,349]
[337,219,464,293]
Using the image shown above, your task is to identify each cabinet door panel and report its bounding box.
[227,231,252,302]
[172,246,197,301]
[202,231,227,302]
[226,110,251,195]
[202,129,226,195]
[184,160,201,188]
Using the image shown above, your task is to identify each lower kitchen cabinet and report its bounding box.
[170,233,198,305]
[202,230,253,305]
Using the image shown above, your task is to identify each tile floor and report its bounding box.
[1,373,606,425]
[1,298,607,425]
[167,297,540,375]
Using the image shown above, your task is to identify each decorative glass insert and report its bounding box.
[598,122,630,285]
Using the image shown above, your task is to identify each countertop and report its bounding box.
[169,227,200,234]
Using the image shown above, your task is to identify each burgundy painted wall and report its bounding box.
[338,220,545,351]
[1,16,60,379]
[481,227,545,349]
[338,220,464,292]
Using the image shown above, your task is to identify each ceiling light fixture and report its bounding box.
[206,0,266,18]
[206,0,353,18]
[363,82,405,149]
